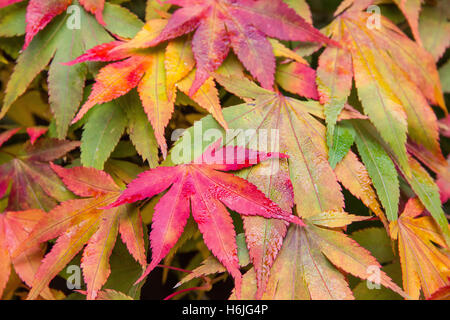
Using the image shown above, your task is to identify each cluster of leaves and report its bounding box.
[0,0,449,300]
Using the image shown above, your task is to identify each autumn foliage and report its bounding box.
[0,0,449,300]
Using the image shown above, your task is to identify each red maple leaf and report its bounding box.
[144,0,335,95]
[108,140,304,296]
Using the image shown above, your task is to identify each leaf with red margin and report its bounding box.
[0,2,132,139]
[67,19,227,157]
[23,0,72,50]
[15,165,146,300]
[15,0,106,49]
[0,138,79,211]
[79,0,105,25]
[144,0,335,94]
[108,142,305,297]
[0,209,54,299]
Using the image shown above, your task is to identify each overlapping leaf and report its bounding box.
[169,75,387,298]
[390,198,450,299]
[0,209,53,299]
[0,0,107,49]
[418,1,450,61]
[141,0,335,95]
[0,2,142,138]
[0,133,78,211]
[347,119,450,243]
[14,164,147,300]
[108,141,305,297]
[67,19,227,157]
[318,9,446,173]
[230,211,406,300]
[335,0,423,45]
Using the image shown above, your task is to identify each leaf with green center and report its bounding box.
[0,3,142,138]
[397,156,450,245]
[230,212,406,300]
[321,10,447,173]
[0,1,26,37]
[119,92,159,168]
[96,289,133,300]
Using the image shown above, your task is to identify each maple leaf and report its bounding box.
[168,74,386,297]
[349,119,450,243]
[230,211,406,300]
[66,19,227,157]
[338,1,449,60]
[0,209,54,299]
[317,8,446,174]
[141,0,335,95]
[0,0,107,50]
[390,198,450,299]
[0,3,142,138]
[13,164,147,300]
[108,141,305,297]
[335,0,423,45]
[0,133,79,211]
